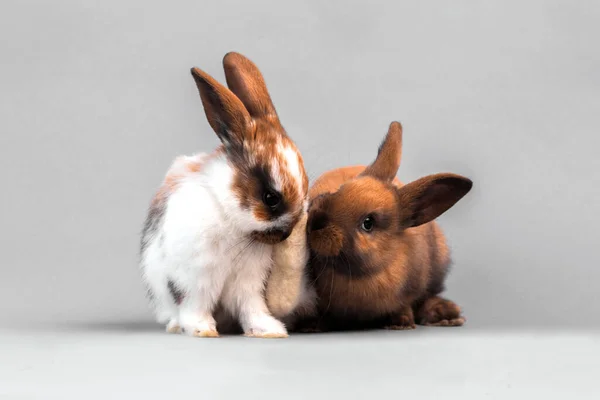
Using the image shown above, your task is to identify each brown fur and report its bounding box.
[299,121,472,332]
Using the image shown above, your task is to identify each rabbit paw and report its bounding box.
[384,307,416,330]
[425,317,466,327]
[191,329,220,338]
[180,316,220,338]
[166,319,182,334]
[416,296,465,327]
[244,314,289,338]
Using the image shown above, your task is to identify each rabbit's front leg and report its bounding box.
[224,252,288,338]
[178,264,226,338]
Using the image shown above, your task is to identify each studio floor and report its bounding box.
[1,324,598,399]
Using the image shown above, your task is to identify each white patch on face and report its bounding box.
[270,158,283,192]
[273,213,293,228]
[279,143,304,195]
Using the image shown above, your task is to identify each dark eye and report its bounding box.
[263,190,281,209]
[361,215,375,232]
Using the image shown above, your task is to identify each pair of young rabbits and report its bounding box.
[140,52,472,338]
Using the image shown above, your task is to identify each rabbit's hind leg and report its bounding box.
[414,296,465,327]
[145,271,182,334]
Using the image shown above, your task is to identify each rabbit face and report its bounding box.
[307,177,402,277]
[230,119,309,244]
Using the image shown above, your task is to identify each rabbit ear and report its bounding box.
[396,173,472,228]
[222,52,278,120]
[190,67,253,148]
[361,121,403,182]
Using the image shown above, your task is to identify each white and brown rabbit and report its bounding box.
[140,52,309,338]
[299,121,472,332]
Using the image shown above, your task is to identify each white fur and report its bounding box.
[278,142,304,194]
[141,152,291,337]
[270,158,284,192]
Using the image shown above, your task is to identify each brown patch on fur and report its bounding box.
[150,147,225,212]
[191,67,252,147]
[250,228,291,244]
[223,52,278,120]
[185,159,202,174]
[141,149,226,256]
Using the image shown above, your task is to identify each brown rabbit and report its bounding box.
[299,121,472,332]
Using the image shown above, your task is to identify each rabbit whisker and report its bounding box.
[340,252,352,317]
[323,257,335,316]
[311,256,329,285]
[230,237,257,270]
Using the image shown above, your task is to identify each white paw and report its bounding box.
[180,316,219,338]
[244,314,288,338]
[165,319,181,334]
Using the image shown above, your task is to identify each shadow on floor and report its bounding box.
[46,319,600,336]
[53,320,161,333]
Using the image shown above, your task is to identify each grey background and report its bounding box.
[1,0,599,398]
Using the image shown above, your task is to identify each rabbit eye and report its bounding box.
[361,215,375,232]
[263,190,281,209]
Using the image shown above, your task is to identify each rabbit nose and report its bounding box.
[308,211,328,233]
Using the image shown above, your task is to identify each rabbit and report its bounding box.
[140,52,309,338]
[298,121,472,332]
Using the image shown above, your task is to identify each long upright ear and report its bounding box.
[397,173,472,228]
[361,121,403,182]
[190,67,253,148]
[222,52,278,120]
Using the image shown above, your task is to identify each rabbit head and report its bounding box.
[190,52,308,244]
[307,122,472,277]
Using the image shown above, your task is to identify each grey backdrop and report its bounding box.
[1,0,599,330]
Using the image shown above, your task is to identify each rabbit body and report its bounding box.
[302,122,472,331]
[140,53,308,338]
